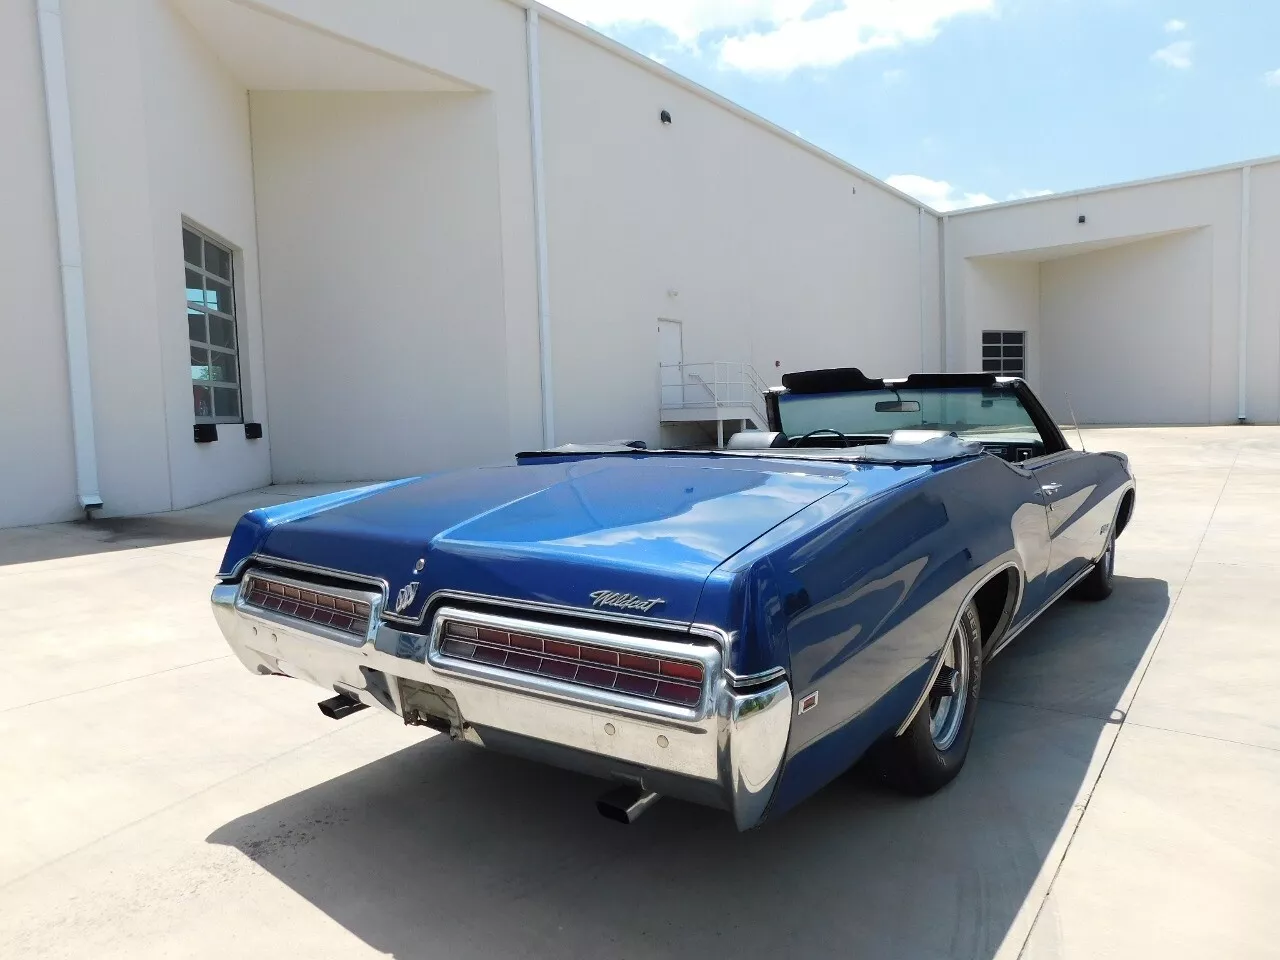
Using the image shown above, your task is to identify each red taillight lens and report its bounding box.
[439,620,705,708]
[659,659,704,682]
[243,575,372,638]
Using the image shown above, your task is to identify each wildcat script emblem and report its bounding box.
[589,590,666,613]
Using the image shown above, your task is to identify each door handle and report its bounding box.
[1039,482,1061,511]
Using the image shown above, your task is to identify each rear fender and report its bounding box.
[763,460,1032,819]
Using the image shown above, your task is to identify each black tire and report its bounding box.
[1071,534,1115,602]
[877,603,983,795]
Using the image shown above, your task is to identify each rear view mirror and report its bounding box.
[875,400,921,413]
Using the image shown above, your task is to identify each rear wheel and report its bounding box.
[1072,534,1115,602]
[878,603,982,795]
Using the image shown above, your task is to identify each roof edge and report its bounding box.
[947,152,1280,217]
[503,0,940,216]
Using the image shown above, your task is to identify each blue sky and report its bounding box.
[543,1,1280,209]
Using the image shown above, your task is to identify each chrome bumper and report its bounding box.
[211,583,792,829]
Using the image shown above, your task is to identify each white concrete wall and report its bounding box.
[138,0,271,507]
[963,259,1041,388]
[0,0,79,527]
[239,0,544,456]
[947,161,1280,424]
[250,92,513,481]
[538,19,937,446]
[49,0,269,521]
[1040,231,1212,424]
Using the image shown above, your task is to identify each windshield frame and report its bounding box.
[765,378,1069,457]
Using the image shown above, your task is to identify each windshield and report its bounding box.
[776,386,1043,444]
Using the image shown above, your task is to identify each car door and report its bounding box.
[1023,450,1102,598]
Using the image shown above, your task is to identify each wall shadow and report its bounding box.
[0,514,238,567]
[208,575,1170,960]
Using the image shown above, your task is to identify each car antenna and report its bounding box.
[1066,396,1087,452]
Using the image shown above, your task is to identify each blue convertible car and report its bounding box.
[211,369,1135,829]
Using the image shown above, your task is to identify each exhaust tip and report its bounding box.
[317,693,368,720]
[595,786,661,824]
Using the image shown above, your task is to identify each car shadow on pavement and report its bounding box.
[208,576,1170,960]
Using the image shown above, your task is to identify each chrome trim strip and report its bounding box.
[987,563,1094,661]
[718,678,792,830]
[1019,449,1083,469]
[427,606,720,725]
[895,561,1023,738]
[391,585,696,633]
[725,665,788,687]
[228,554,391,598]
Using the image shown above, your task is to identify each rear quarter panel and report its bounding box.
[759,456,1050,818]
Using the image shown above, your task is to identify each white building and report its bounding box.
[3,0,1279,530]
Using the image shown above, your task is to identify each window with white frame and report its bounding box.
[185,225,241,423]
[982,330,1025,378]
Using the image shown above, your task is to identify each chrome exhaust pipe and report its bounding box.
[317,693,368,720]
[595,786,661,824]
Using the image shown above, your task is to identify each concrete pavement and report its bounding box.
[1,428,1277,959]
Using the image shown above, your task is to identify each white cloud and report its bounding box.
[1164,19,1187,33]
[543,1,813,45]
[1152,40,1193,69]
[544,0,995,74]
[1265,68,1280,87]
[721,0,995,73]
[1009,188,1054,200]
[886,174,997,211]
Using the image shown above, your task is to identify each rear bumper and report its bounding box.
[211,583,791,830]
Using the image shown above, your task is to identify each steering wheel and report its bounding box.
[789,428,854,448]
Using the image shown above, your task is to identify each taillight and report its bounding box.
[438,620,704,707]
[243,575,372,638]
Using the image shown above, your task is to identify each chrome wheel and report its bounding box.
[929,621,971,751]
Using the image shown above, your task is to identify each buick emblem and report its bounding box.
[590,590,665,613]
[394,581,419,614]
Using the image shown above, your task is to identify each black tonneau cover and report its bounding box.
[776,368,1002,394]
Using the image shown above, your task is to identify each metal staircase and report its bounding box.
[659,361,770,447]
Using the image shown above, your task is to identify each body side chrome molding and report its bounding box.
[895,560,1023,737]
[987,563,1094,661]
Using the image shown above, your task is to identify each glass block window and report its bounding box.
[185,225,241,423]
[982,330,1025,377]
